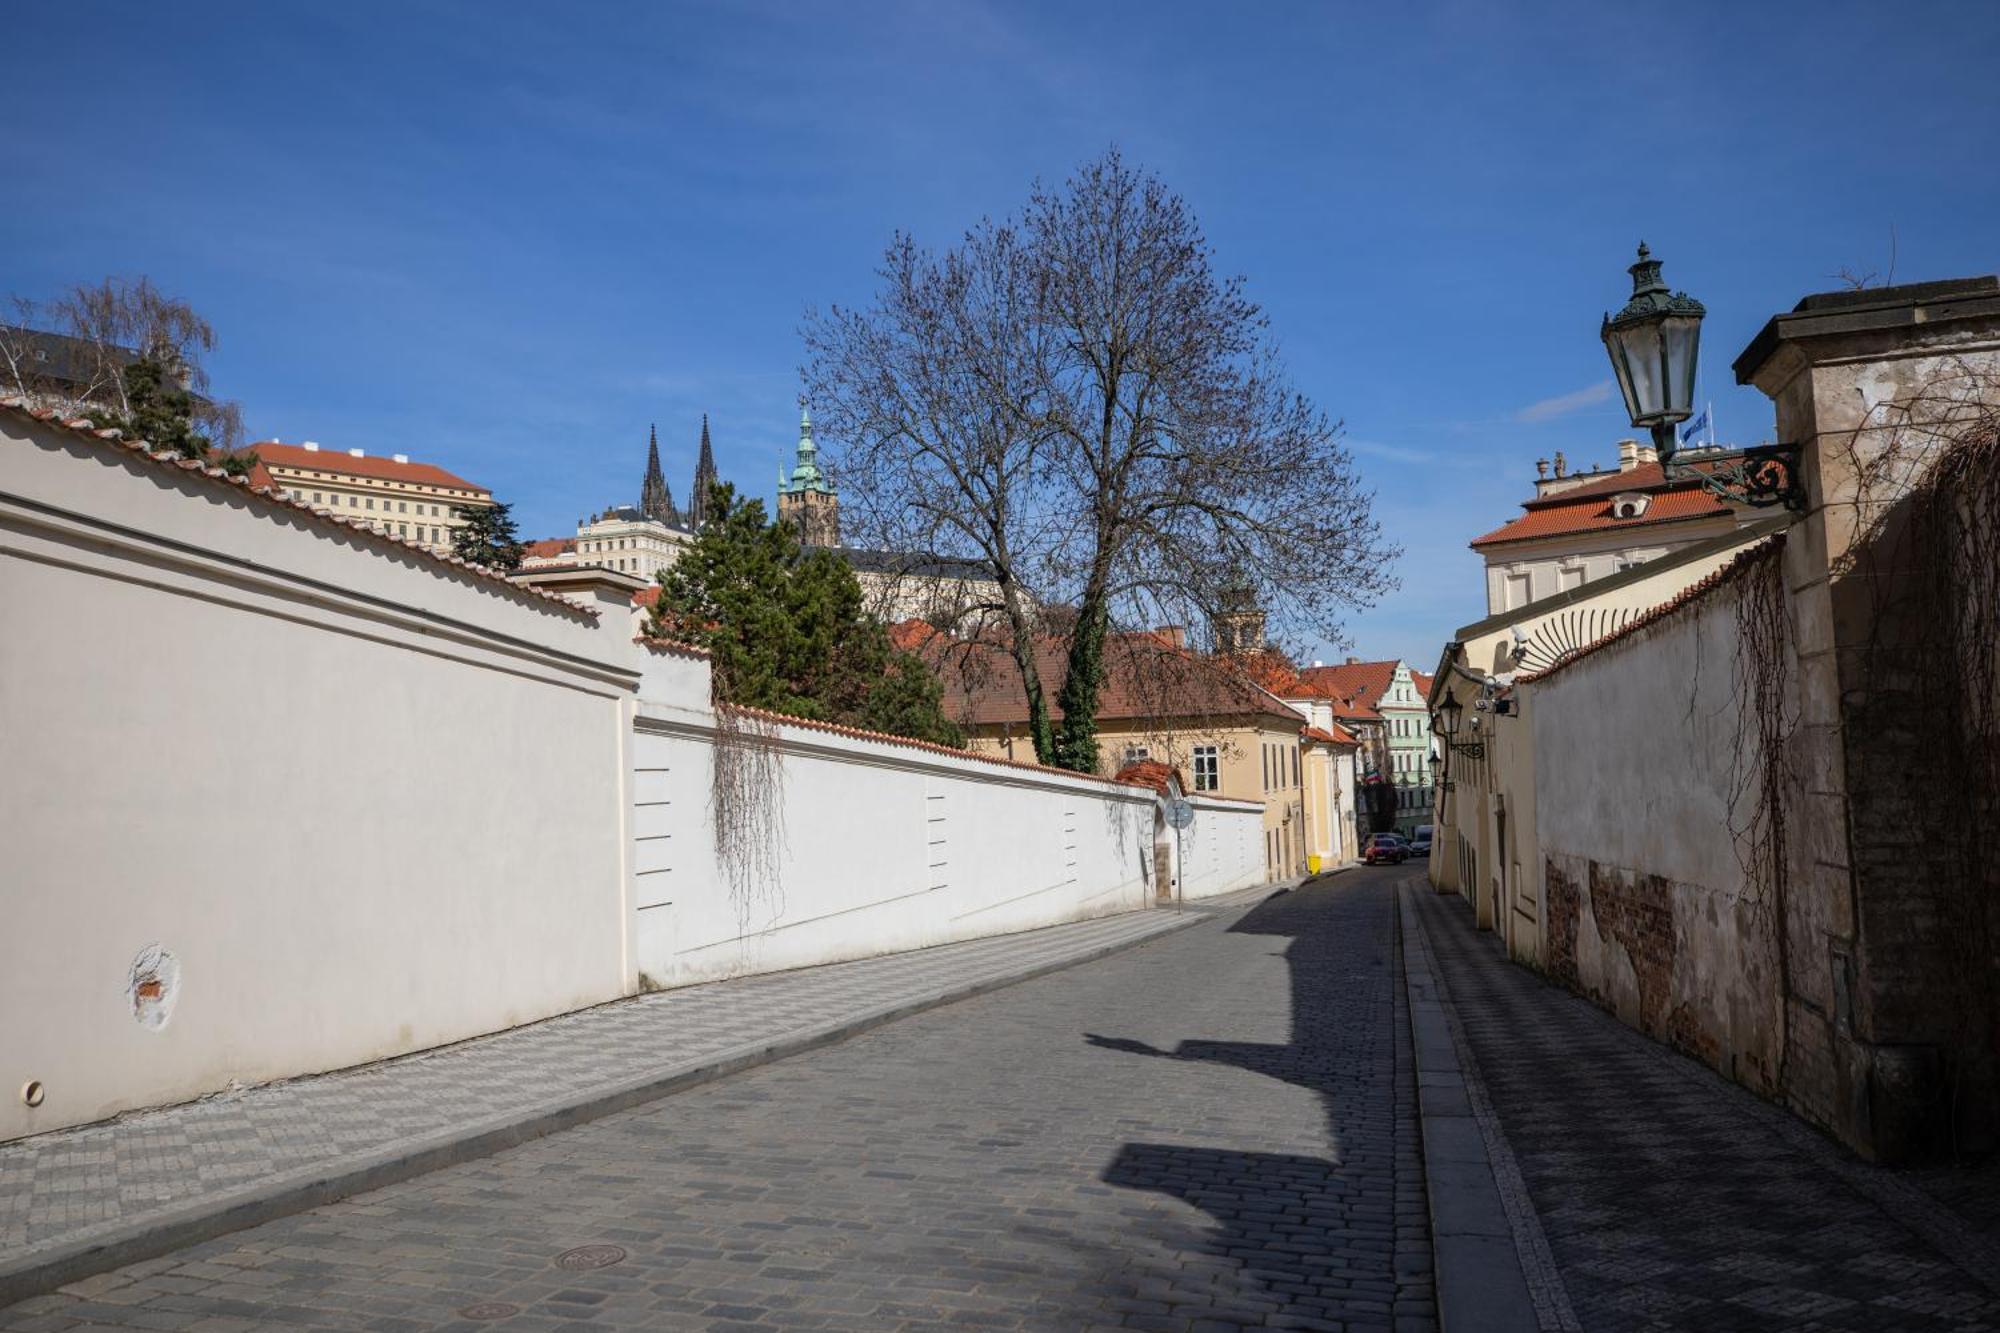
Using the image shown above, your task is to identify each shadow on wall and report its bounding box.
[1088,876,1410,1321]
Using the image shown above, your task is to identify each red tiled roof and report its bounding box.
[1301,725,1359,747]
[930,631,1304,729]
[1113,759,1184,795]
[888,619,941,652]
[632,585,662,609]
[2,399,592,619]
[1469,484,1734,548]
[523,537,576,560]
[634,634,710,659]
[1522,535,1785,684]
[250,442,491,494]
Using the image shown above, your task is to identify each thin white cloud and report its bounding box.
[1516,380,1613,423]
[1345,438,1434,464]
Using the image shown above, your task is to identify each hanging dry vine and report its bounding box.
[711,703,788,939]
[1722,538,1797,1089]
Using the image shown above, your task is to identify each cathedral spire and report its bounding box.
[688,414,720,529]
[639,422,679,527]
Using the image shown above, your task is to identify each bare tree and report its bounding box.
[806,148,1396,771]
[2,277,245,452]
[804,223,1069,762]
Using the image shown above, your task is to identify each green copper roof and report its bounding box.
[779,404,836,497]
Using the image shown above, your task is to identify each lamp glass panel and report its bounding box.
[1661,315,1702,419]
[1619,321,1666,422]
[1606,334,1641,423]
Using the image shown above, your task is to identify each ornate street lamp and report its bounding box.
[1435,691,1483,761]
[1601,243,1804,510]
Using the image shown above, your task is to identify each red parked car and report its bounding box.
[1363,833,1409,866]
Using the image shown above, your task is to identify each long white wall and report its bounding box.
[627,656,1267,989]
[1,408,1267,1144]
[1,413,639,1142]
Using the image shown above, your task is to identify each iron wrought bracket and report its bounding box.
[1666,442,1807,512]
[1447,741,1485,761]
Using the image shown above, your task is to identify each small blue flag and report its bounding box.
[1679,406,1711,444]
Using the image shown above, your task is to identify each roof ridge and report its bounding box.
[718,700,1253,797]
[2,398,595,620]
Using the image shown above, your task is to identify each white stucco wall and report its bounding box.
[627,652,1266,989]
[1,409,1267,1143]
[1,415,639,1142]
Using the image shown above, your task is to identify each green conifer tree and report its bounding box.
[651,483,963,746]
[450,501,526,570]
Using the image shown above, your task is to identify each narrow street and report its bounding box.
[9,870,2000,1332]
[2,877,1434,1332]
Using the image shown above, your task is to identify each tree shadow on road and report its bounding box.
[1089,877,1417,1326]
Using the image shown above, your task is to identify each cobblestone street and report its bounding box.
[3,876,1434,1332]
[1409,886,2000,1333]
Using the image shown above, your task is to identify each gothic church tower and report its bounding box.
[638,423,680,527]
[688,415,720,529]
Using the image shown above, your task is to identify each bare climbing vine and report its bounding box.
[1724,539,1797,1089]
[711,703,788,937]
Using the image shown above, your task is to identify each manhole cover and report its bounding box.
[555,1244,627,1270]
[457,1302,519,1320]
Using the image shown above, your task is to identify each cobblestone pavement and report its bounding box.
[3,901,1226,1269]
[3,873,1433,1331]
[1409,886,2000,1333]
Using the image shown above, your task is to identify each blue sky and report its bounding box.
[5,2,1996,665]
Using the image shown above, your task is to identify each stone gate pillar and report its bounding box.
[1735,276,2000,1160]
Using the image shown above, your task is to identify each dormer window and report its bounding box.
[1610,492,1651,520]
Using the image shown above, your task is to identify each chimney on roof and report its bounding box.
[392,453,409,464]
[1638,443,1659,465]
[348,447,365,457]
[302,441,319,451]
[1535,457,1550,479]
[1553,451,1567,478]
[1156,625,1186,649]
[1312,659,1324,668]
[1345,655,1360,665]
[1618,438,1641,472]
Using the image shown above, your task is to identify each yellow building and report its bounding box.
[251,441,491,554]
[931,630,1311,881]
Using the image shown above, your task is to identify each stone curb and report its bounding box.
[0,906,1225,1306]
[1398,881,1543,1333]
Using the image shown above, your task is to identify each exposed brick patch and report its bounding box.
[1545,856,1581,986]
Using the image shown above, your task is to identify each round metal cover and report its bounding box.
[555,1243,627,1270]
[457,1302,520,1320]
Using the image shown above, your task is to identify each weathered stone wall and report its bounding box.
[1531,547,1791,1101]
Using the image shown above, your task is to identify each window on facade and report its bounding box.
[398,523,407,536]
[1122,743,1150,765]
[398,501,407,513]
[365,497,374,510]
[1193,745,1219,792]
[1290,747,1299,786]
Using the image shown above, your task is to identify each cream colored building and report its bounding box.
[249,441,491,554]
[937,633,1311,882]
[572,505,694,581]
[1472,438,1763,614]
[1428,517,1788,959]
